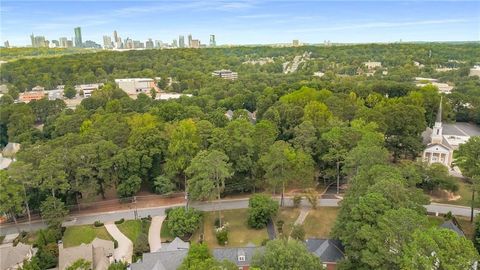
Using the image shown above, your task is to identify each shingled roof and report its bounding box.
[306,239,344,263]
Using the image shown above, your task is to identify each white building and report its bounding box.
[469,65,480,77]
[115,78,155,95]
[212,70,238,80]
[156,93,193,100]
[76,83,103,98]
[422,99,480,167]
[364,61,382,70]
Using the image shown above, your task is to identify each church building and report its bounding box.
[422,98,480,167]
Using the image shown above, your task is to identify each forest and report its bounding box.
[0,43,479,269]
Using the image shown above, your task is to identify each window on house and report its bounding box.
[238,255,245,262]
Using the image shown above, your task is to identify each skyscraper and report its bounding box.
[172,39,178,48]
[146,38,154,49]
[113,30,118,43]
[103,35,112,49]
[188,34,192,48]
[30,34,35,47]
[179,35,185,48]
[59,37,68,48]
[4,40,10,48]
[74,27,82,47]
[209,35,216,47]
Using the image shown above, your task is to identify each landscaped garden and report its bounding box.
[62,224,113,247]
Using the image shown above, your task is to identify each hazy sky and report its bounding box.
[1,0,479,46]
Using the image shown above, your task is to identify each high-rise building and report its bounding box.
[74,27,83,47]
[30,34,35,47]
[4,40,10,48]
[209,35,216,47]
[155,40,162,48]
[179,35,185,48]
[51,40,59,47]
[188,34,192,48]
[292,40,300,46]
[146,38,154,49]
[103,35,112,49]
[125,38,133,49]
[113,30,118,43]
[84,40,101,48]
[34,36,46,47]
[66,40,74,48]
[172,39,178,48]
[59,37,68,48]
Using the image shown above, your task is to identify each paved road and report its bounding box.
[148,216,164,252]
[105,222,133,263]
[1,198,478,235]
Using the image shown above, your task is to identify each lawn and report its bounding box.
[275,208,300,237]
[197,209,269,248]
[63,225,113,248]
[303,207,339,238]
[430,180,479,208]
[160,220,175,242]
[117,220,149,242]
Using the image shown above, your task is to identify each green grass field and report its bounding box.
[197,209,269,248]
[62,225,113,248]
[275,208,300,237]
[303,207,339,238]
[117,220,144,242]
[160,220,175,242]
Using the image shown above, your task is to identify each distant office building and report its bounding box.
[133,40,144,49]
[34,36,46,47]
[115,78,155,95]
[30,34,35,47]
[125,38,133,49]
[74,27,82,47]
[172,39,178,48]
[66,40,74,48]
[179,35,185,48]
[19,90,45,103]
[212,69,238,80]
[51,40,59,47]
[209,35,216,47]
[103,35,112,49]
[292,39,300,46]
[59,37,68,48]
[4,41,9,48]
[155,40,162,48]
[191,39,200,48]
[146,38,154,49]
[76,83,103,98]
[113,30,118,42]
[84,40,101,48]
[188,34,192,48]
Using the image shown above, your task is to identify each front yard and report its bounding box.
[303,207,339,238]
[194,209,269,248]
[62,224,113,248]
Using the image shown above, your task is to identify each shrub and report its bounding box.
[248,194,279,229]
[115,218,125,225]
[214,217,221,228]
[304,189,318,209]
[291,225,305,241]
[276,220,284,234]
[215,224,229,246]
[134,233,150,256]
[261,238,270,246]
[94,221,104,227]
[166,207,202,239]
[293,195,302,208]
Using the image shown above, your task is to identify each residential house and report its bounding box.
[130,237,190,270]
[306,239,345,270]
[212,70,238,80]
[0,243,37,270]
[212,245,264,270]
[440,220,465,237]
[58,238,114,270]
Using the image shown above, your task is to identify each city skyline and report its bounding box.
[1,1,479,46]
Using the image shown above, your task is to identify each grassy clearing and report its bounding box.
[303,207,339,238]
[160,222,175,242]
[275,208,300,237]
[117,220,144,242]
[63,225,113,248]
[431,180,479,208]
[198,209,268,248]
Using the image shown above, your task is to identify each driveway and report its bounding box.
[104,222,133,263]
[148,216,165,252]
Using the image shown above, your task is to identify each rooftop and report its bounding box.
[306,238,344,263]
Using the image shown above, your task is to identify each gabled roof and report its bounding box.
[306,239,344,263]
[130,249,189,270]
[440,220,465,237]
[156,237,189,253]
[212,246,264,267]
[0,243,35,270]
[424,142,452,151]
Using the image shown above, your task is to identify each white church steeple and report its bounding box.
[431,97,443,144]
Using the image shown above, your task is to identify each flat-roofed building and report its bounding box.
[212,70,238,80]
[469,65,480,77]
[19,91,45,103]
[115,78,155,95]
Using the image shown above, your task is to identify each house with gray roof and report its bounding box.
[306,239,344,270]
[0,242,36,270]
[58,238,114,270]
[440,220,465,237]
[212,245,264,270]
[130,237,190,270]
